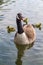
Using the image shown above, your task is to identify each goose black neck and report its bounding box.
[16,19,24,34]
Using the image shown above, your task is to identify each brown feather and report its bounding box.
[23,24,36,41]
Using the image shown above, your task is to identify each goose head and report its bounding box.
[16,13,24,21]
[16,13,28,25]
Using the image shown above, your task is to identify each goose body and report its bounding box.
[14,13,36,45]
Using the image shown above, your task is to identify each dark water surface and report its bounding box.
[0,0,43,65]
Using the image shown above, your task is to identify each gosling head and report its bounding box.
[7,26,9,29]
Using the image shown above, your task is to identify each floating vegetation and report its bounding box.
[7,26,15,33]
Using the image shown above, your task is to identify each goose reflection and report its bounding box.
[15,43,34,65]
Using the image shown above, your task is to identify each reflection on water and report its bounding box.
[0,14,4,21]
[0,0,3,5]
[0,0,10,21]
[0,0,10,5]
[15,43,34,65]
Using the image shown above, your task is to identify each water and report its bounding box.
[0,0,43,65]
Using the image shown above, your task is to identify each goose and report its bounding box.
[14,13,36,45]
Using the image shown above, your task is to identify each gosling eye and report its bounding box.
[7,26,9,29]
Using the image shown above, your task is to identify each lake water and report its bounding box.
[0,0,43,65]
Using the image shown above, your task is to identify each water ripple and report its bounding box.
[0,0,43,65]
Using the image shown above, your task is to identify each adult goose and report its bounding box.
[14,13,36,45]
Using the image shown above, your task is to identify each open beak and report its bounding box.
[22,17,26,22]
[20,15,25,21]
[22,17,28,24]
[22,18,26,21]
[21,16,25,21]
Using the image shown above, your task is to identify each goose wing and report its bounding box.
[23,24,36,41]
